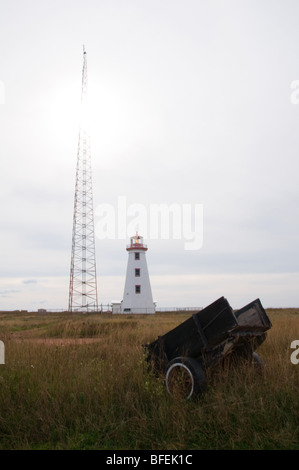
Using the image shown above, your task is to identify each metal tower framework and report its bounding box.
[68,46,98,312]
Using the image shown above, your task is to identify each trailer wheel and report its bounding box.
[252,352,264,373]
[165,357,207,400]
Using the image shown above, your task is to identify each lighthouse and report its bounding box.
[118,233,155,314]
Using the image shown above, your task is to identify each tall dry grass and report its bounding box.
[0,309,298,449]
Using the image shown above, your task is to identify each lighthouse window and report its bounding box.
[135,253,140,260]
[135,268,140,277]
[135,285,141,294]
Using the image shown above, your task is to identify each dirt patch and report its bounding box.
[10,337,103,345]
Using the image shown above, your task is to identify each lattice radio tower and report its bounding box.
[68,46,98,312]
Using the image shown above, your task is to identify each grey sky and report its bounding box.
[0,0,299,310]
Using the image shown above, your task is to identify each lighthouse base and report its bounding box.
[111,301,155,314]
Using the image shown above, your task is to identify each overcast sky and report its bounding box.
[1,0,299,311]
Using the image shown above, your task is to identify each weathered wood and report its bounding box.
[145,297,272,374]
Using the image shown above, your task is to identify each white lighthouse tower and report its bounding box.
[119,233,155,314]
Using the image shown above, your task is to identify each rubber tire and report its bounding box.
[165,357,207,400]
[252,351,264,373]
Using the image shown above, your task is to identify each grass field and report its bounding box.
[0,308,298,450]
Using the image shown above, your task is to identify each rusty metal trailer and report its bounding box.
[144,297,272,399]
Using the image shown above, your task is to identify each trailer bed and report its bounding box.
[144,297,272,398]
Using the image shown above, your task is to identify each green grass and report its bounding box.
[0,309,298,450]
